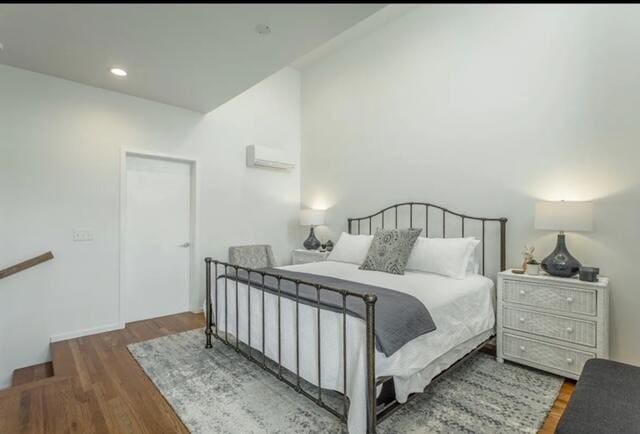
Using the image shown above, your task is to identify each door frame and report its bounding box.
[119,149,199,328]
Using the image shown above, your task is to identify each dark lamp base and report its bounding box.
[303,227,321,250]
[541,233,581,278]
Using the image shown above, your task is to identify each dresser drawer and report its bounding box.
[291,250,329,265]
[503,333,595,377]
[293,256,319,265]
[503,306,597,347]
[503,279,597,316]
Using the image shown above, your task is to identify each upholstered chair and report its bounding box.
[228,245,278,269]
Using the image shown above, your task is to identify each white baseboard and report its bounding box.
[50,322,124,343]
[191,308,204,314]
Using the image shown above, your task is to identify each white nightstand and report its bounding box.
[497,269,609,380]
[291,249,330,265]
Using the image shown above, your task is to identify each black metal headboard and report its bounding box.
[347,202,507,276]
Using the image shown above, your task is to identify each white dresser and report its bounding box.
[497,269,609,380]
[291,249,330,265]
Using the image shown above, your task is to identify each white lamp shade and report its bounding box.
[535,201,593,232]
[299,209,325,226]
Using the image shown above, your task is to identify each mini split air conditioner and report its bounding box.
[246,145,295,170]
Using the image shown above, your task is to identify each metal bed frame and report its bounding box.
[205,202,507,433]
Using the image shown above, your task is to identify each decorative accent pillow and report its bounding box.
[359,228,422,275]
[406,237,480,279]
[327,232,374,265]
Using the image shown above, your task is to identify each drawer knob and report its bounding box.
[566,297,574,304]
[566,358,574,364]
[519,346,526,352]
[566,327,574,334]
[519,290,526,296]
[519,317,526,323]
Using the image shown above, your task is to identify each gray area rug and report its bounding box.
[128,329,563,433]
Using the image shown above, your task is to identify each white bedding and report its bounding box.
[212,261,495,434]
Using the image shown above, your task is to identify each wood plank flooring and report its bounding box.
[0,311,573,433]
[12,362,53,387]
[540,380,576,433]
[0,312,203,434]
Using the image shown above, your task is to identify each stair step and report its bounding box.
[0,376,91,433]
[0,375,67,399]
[12,362,54,387]
[50,340,78,377]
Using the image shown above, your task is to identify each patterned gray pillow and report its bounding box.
[359,228,422,275]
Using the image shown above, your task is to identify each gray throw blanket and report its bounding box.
[217,268,436,356]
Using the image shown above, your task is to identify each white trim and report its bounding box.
[50,322,123,343]
[119,149,200,327]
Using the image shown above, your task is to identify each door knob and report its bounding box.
[179,242,190,248]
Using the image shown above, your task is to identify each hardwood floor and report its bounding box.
[12,362,53,387]
[0,312,203,434]
[0,311,573,433]
[540,380,576,433]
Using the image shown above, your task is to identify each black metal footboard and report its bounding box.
[204,258,379,433]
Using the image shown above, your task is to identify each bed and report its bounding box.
[205,202,507,434]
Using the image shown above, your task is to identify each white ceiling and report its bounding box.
[292,4,418,70]
[0,4,384,113]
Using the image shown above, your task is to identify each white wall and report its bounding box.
[300,5,640,364]
[0,64,300,388]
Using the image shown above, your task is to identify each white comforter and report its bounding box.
[212,261,495,434]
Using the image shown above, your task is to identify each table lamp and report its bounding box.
[300,209,325,250]
[535,200,593,277]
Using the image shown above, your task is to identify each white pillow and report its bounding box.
[328,232,373,265]
[406,237,480,279]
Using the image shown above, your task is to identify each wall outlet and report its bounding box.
[73,229,93,242]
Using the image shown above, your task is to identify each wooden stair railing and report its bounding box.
[0,251,54,280]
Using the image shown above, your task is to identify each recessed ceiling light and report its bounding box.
[110,67,127,77]
[255,24,271,35]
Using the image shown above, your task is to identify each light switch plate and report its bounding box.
[73,229,93,242]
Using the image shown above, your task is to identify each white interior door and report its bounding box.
[124,155,191,323]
